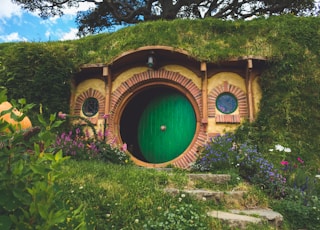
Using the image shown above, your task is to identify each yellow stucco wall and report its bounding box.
[112,67,149,92]
[164,65,201,88]
[75,79,106,98]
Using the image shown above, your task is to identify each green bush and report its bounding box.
[0,91,88,229]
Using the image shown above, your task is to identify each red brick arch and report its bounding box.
[110,68,207,168]
[73,88,105,119]
[208,81,248,122]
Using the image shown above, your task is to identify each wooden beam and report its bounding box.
[103,66,112,117]
[246,59,254,122]
[201,62,208,125]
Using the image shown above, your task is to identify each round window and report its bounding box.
[82,97,99,117]
[216,93,238,114]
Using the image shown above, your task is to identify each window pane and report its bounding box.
[216,93,238,114]
[82,97,99,117]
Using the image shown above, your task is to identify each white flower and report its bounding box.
[106,214,111,218]
[178,198,182,202]
[269,149,274,152]
[134,219,139,223]
[284,147,291,153]
[202,197,207,201]
[315,175,320,179]
[275,144,284,151]
[181,194,186,198]
[79,186,84,189]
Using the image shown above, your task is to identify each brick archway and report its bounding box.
[110,68,207,168]
[208,81,248,122]
[74,88,105,120]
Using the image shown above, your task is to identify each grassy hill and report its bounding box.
[0,15,319,162]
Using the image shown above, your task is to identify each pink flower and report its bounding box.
[103,114,109,119]
[121,143,127,151]
[58,112,67,119]
[280,161,289,166]
[297,157,304,164]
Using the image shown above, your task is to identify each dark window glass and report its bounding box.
[216,93,238,114]
[82,97,99,117]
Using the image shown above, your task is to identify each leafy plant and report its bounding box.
[0,90,88,229]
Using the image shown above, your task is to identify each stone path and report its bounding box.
[164,173,283,229]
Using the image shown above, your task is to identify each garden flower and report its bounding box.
[58,111,67,119]
[280,161,289,165]
[103,114,109,119]
[121,143,127,151]
[297,157,304,164]
[275,144,284,151]
[284,147,291,153]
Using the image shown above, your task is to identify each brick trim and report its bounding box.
[110,68,205,168]
[208,81,248,122]
[73,88,105,121]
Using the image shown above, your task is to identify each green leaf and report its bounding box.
[51,120,65,128]
[0,215,12,230]
[37,114,47,127]
[48,209,68,225]
[49,113,56,123]
[18,98,26,106]
[38,203,49,220]
[0,107,12,117]
[0,88,8,103]
[30,164,47,175]
[12,160,24,176]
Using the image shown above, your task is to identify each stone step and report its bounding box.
[207,209,283,229]
[164,188,245,202]
[230,209,283,228]
[207,210,263,229]
[187,173,231,184]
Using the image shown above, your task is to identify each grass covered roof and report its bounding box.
[0,15,319,161]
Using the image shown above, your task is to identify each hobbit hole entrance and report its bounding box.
[120,86,196,164]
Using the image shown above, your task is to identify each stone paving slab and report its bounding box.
[230,209,283,227]
[188,173,231,184]
[207,210,263,229]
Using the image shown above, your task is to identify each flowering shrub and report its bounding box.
[192,134,287,198]
[53,113,131,165]
[237,143,287,198]
[191,133,237,172]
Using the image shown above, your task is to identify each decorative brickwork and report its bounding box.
[110,68,205,168]
[73,88,105,123]
[208,81,248,123]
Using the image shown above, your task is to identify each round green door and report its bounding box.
[138,91,196,163]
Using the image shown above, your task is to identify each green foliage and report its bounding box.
[0,43,76,120]
[0,93,88,229]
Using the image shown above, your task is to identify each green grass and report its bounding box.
[58,160,272,229]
